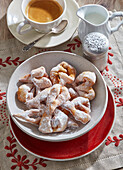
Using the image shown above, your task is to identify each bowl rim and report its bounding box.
[7,51,108,142]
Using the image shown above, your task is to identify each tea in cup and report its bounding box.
[16,0,66,34]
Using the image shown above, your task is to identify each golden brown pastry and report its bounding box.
[19,74,32,83]
[26,87,51,109]
[13,109,42,125]
[15,62,97,134]
[62,97,91,124]
[46,84,70,114]
[17,84,35,103]
[31,66,48,79]
[73,71,96,100]
[38,109,68,133]
[50,61,76,86]
[31,66,52,89]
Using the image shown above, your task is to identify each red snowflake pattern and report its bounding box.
[4,131,48,170]
[105,134,123,147]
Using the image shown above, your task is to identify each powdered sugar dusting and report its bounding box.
[84,32,108,53]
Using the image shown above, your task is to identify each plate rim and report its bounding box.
[7,51,108,142]
[6,0,80,48]
[9,86,115,161]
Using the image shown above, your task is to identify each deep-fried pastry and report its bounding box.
[19,74,32,83]
[17,84,35,103]
[77,88,95,101]
[73,71,96,91]
[26,87,51,109]
[67,118,79,129]
[30,66,52,89]
[58,106,71,115]
[16,62,97,134]
[38,112,53,133]
[35,87,41,96]
[32,77,52,89]
[73,71,96,100]
[51,109,68,132]
[62,97,91,124]
[38,109,68,133]
[68,87,78,100]
[31,66,48,79]
[13,109,42,125]
[46,84,70,114]
[50,61,76,86]
[19,66,48,85]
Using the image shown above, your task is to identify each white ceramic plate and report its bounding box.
[7,51,108,142]
[7,0,79,48]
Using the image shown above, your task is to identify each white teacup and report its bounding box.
[16,0,66,35]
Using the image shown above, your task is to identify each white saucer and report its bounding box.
[7,0,79,48]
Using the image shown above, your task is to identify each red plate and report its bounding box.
[10,87,115,161]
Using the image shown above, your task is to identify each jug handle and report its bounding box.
[109,12,123,34]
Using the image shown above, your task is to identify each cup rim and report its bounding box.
[21,0,66,25]
[77,4,109,27]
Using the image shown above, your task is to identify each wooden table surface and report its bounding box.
[0,0,123,41]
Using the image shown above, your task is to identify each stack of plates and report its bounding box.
[7,51,115,161]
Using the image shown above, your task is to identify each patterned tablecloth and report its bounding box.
[0,16,123,170]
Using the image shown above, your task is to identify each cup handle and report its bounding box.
[16,20,33,35]
[109,11,123,34]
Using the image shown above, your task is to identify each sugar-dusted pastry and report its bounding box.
[51,109,68,132]
[73,71,96,100]
[19,74,32,83]
[77,88,95,101]
[19,66,48,84]
[26,87,51,109]
[32,77,52,89]
[13,109,42,125]
[39,104,46,115]
[68,87,78,100]
[16,62,97,134]
[31,66,48,79]
[30,66,52,89]
[35,87,41,96]
[46,84,70,114]
[50,61,76,86]
[73,71,96,91]
[38,112,53,133]
[58,105,71,115]
[58,87,78,114]
[67,118,79,129]
[17,84,35,103]
[38,109,68,133]
[62,97,91,124]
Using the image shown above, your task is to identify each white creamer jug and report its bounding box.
[77,4,123,42]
